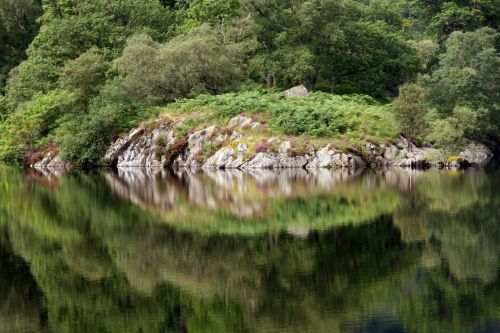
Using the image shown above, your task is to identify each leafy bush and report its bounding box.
[58,103,153,167]
[0,90,80,162]
[392,83,428,140]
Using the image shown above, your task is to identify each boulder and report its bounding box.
[241,141,311,169]
[33,152,70,169]
[105,128,144,166]
[203,144,248,170]
[175,126,217,168]
[384,144,399,161]
[306,145,365,170]
[459,143,493,166]
[227,115,261,130]
[281,85,309,98]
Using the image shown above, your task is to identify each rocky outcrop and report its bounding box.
[203,144,248,169]
[227,115,262,130]
[104,128,145,166]
[306,145,365,169]
[113,123,175,167]
[174,126,217,169]
[33,153,71,169]
[98,116,495,171]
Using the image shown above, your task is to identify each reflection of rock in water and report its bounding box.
[105,167,187,212]
[104,168,367,219]
[104,167,430,223]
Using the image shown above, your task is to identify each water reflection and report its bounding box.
[0,166,498,332]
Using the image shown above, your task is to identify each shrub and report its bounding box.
[392,83,428,140]
[0,90,80,162]
[158,138,188,165]
[58,103,152,167]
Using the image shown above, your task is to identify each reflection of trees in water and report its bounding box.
[394,169,500,284]
[0,231,48,333]
[0,167,499,332]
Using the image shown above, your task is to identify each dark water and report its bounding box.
[0,166,499,333]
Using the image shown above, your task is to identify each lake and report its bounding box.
[0,166,499,333]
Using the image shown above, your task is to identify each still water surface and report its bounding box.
[0,166,499,333]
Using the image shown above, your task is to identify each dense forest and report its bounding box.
[0,0,498,166]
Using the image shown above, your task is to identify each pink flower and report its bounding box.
[255,143,266,153]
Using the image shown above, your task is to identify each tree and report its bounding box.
[116,28,240,103]
[4,0,172,108]
[0,0,41,90]
[393,83,428,139]
[243,0,420,97]
[427,106,488,153]
[59,52,110,101]
[398,0,500,43]
[173,0,243,34]
[424,28,499,113]
[421,28,499,144]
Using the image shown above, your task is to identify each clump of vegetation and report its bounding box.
[160,138,189,165]
[116,27,240,104]
[160,91,398,144]
[392,83,428,140]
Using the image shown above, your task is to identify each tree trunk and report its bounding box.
[330,75,338,93]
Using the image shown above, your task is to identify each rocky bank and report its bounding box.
[32,112,493,170]
[36,113,486,171]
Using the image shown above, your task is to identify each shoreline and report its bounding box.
[29,113,494,172]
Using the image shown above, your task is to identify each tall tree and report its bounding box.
[0,0,41,90]
[5,0,172,108]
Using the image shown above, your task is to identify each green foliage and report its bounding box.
[399,0,500,43]
[0,95,6,120]
[4,0,172,108]
[424,28,499,114]
[242,0,420,97]
[58,103,154,167]
[162,90,398,142]
[392,83,428,139]
[0,0,498,164]
[59,51,110,100]
[117,27,240,103]
[0,0,41,90]
[420,28,499,147]
[0,90,80,162]
[427,106,486,153]
[173,0,243,34]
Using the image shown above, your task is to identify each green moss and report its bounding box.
[447,156,464,164]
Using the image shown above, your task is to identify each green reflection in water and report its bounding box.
[0,166,499,333]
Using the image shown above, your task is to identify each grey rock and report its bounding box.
[281,85,309,98]
[366,142,378,156]
[105,128,144,166]
[306,145,365,170]
[227,115,261,129]
[175,126,217,169]
[384,144,399,161]
[459,142,493,166]
[33,153,70,169]
[241,144,310,169]
[306,146,340,168]
[203,143,248,170]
